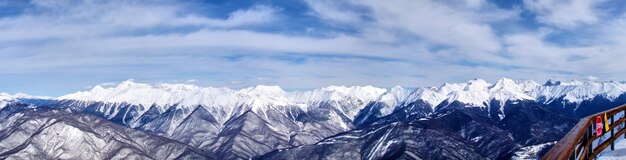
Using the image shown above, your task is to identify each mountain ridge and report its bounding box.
[54,78,626,111]
[4,78,626,159]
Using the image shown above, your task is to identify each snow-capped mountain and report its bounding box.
[58,80,386,109]
[0,93,16,110]
[0,92,55,110]
[259,107,521,160]
[55,81,387,133]
[52,80,387,159]
[56,78,626,118]
[57,80,386,121]
[0,108,212,159]
[11,93,53,99]
[356,77,626,124]
[3,77,626,159]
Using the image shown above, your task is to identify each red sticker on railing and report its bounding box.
[596,115,603,136]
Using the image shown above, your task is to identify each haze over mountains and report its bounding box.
[1,78,626,159]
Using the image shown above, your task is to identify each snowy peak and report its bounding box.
[287,85,387,105]
[489,78,534,102]
[446,89,490,107]
[376,86,411,115]
[379,78,626,113]
[533,80,626,103]
[378,86,410,106]
[58,81,236,112]
[237,85,290,109]
[465,78,490,91]
[12,93,54,99]
[0,92,16,109]
[118,79,142,88]
[92,85,106,91]
[436,78,532,108]
[321,85,387,99]
[240,85,286,96]
[437,82,466,93]
[158,83,200,92]
[0,92,14,99]
[491,78,517,90]
[516,80,541,94]
[53,78,626,119]
[57,80,388,116]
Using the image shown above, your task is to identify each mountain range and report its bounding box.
[1,78,625,159]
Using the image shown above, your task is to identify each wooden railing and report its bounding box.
[543,104,626,160]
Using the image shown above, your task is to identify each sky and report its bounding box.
[1,0,626,96]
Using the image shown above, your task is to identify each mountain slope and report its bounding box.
[0,108,212,160]
[48,81,387,159]
[259,108,518,160]
[13,78,626,159]
[355,78,626,125]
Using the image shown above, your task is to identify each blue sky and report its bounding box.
[1,0,626,96]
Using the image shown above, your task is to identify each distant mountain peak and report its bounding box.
[52,78,626,120]
[92,85,106,91]
[113,80,135,89]
[12,93,53,99]
[544,79,561,86]
[240,85,285,95]
[390,85,404,91]
[489,77,535,102]
[465,78,489,91]
[0,92,16,109]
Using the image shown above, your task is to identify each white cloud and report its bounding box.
[298,0,520,69]
[502,31,603,73]
[205,5,278,27]
[1,0,511,65]
[523,0,607,28]
[0,1,279,42]
[305,0,364,24]
[0,29,426,64]
[347,0,505,53]
[3,0,626,95]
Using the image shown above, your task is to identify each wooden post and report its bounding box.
[585,124,595,159]
[611,115,615,150]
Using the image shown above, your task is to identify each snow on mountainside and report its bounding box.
[5,78,626,159]
[375,86,412,116]
[58,81,240,112]
[489,78,535,102]
[0,93,16,109]
[57,80,387,119]
[406,78,535,109]
[530,80,626,103]
[400,78,623,112]
[58,82,387,109]
[0,93,52,110]
[55,78,626,121]
[0,108,212,159]
[52,80,390,158]
[11,93,53,99]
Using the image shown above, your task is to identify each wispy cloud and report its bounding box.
[523,0,607,28]
[1,0,626,96]
[305,0,365,25]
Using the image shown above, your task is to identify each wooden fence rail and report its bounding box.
[542,104,626,160]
